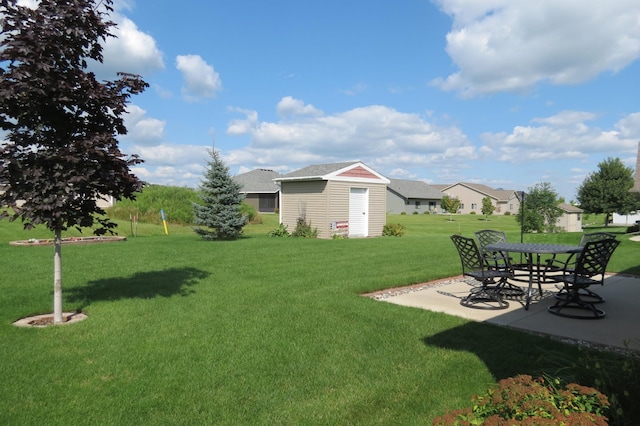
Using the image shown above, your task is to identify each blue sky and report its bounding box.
[47,0,640,201]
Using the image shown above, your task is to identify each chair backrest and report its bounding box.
[579,232,616,246]
[475,229,507,251]
[575,238,620,279]
[451,234,484,274]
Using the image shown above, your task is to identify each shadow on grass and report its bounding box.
[67,267,209,309]
[422,321,579,380]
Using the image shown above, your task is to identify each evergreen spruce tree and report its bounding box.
[193,149,247,240]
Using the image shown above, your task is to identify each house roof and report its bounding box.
[234,169,281,193]
[440,182,517,202]
[558,202,583,213]
[276,161,390,184]
[387,179,442,200]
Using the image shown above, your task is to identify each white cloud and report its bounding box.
[277,97,323,117]
[122,105,166,146]
[176,55,222,101]
[16,0,38,8]
[480,110,639,162]
[96,16,165,80]
[225,98,472,173]
[432,0,640,97]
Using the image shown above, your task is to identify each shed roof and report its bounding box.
[276,161,389,184]
[558,202,583,213]
[234,169,281,193]
[388,179,442,200]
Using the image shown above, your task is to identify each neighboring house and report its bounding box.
[439,182,521,215]
[1,184,115,208]
[556,203,583,232]
[386,179,443,214]
[234,168,281,213]
[631,141,640,193]
[275,161,389,239]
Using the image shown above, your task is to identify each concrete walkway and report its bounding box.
[373,274,640,351]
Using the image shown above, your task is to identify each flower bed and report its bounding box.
[9,236,126,246]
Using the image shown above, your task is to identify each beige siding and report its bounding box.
[243,194,260,212]
[557,212,582,232]
[327,181,349,223]
[280,180,387,239]
[367,183,387,237]
[280,181,329,237]
[443,185,520,215]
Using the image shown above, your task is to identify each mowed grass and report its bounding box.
[0,213,638,425]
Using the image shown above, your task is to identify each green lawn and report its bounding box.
[1,213,638,425]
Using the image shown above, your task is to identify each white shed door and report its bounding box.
[349,188,368,237]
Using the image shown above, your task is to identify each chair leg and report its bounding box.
[548,287,605,319]
[494,277,524,297]
[460,286,509,310]
[555,287,605,304]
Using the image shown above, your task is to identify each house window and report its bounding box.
[471,203,477,210]
[509,204,514,210]
[415,201,421,209]
[259,194,276,212]
[460,203,464,210]
[429,201,436,211]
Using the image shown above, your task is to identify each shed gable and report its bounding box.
[337,166,378,180]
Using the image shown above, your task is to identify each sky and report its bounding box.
[27,0,640,201]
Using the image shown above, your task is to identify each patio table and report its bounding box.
[484,242,583,310]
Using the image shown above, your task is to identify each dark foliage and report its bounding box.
[0,0,148,235]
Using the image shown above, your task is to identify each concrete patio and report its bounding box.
[370,274,640,351]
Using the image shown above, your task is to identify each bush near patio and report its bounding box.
[1,209,639,425]
[432,374,609,425]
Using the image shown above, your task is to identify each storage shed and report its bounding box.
[556,203,583,232]
[275,162,390,239]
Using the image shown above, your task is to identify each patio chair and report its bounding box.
[450,234,512,310]
[474,229,524,296]
[544,232,616,303]
[547,238,620,319]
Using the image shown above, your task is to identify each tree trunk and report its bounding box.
[53,229,63,324]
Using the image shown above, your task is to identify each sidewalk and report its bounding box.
[371,274,640,351]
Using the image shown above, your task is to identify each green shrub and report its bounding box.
[383,223,406,237]
[106,184,199,225]
[547,344,640,425]
[412,211,419,215]
[239,202,263,224]
[504,211,511,216]
[400,211,407,215]
[626,224,639,233]
[433,374,609,425]
[469,211,476,215]
[291,216,317,238]
[267,223,290,237]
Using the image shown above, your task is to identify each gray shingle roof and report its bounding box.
[281,162,359,179]
[388,179,442,200]
[558,202,583,213]
[234,169,281,193]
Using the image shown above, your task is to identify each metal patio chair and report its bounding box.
[475,229,524,297]
[547,238,620,319]
[544,232,616,303]
[450,234,512,310]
